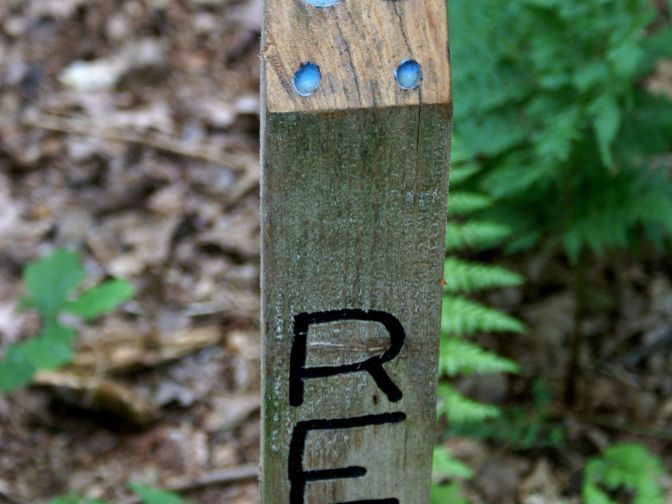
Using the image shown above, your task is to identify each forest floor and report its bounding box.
[1,1,671,503]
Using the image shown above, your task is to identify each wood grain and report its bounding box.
[260,106,451,502]
[261,0,451,501]
[262,0,451,112]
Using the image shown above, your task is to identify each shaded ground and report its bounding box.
[1,1,672,503]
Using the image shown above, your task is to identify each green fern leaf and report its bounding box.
[438,384,500,423]
[443,257,523,294]
[531,101,581,162]
[447,192,493,215]
[445,222,511,252]
[449,162,481,184]
[590,94,621,167]
[440,339,518,376]
[449,0,672,260]
[582,483,615,504]
[442,297,525,336]
[433,446,474,481]
[583,444,664,504]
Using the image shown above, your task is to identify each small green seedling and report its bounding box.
[0,248,135,393]
[49,483,186,504]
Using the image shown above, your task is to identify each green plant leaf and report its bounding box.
[447,192,493,215]
[448,0,672,260]
[0,345,35,393]
[583,443,664,504]
[15,323,76,370]
[430,482,469,504]
[129,483,185,504]
[590,95,621,167]
[445,222,511,252]
[442,297,525,336]
[439,338,518,376]
[433,446,474,481]
[443,257,523,294]
[438,384,500,423]
[582,483,614,504]
[65,279,135,320]
[449,163,481,184]
[23,249,85,319]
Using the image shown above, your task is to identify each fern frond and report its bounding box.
[449,161,481,184]
[458,112,529,157]
[442,297,525,336]
[583,444,665,504]
[449,0,672,258]
[530,100,582,163]
[438,384,500,423]
[443,257,523,294]
[433,446,474,481]
[440,338,518,376]
[445,222,511,252]
[447,191,493,215]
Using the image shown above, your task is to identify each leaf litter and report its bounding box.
[0,0,261,501]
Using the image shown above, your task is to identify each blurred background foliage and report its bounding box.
[433,0,672,501]
[450,0,672,261]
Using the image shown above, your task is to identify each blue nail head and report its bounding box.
[304,0,339,6]
[395,59,422,90]
[293,63,321,97]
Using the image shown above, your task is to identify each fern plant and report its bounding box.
[431,443,473,504]
[583,443,666,504]
[437,146,525,425]
[449,0,672,261]
[0,248,134,392]
[447,379,564,451]
[432,145,525,499]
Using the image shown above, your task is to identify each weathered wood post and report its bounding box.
[260,0,451,500]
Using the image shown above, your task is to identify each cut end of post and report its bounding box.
[261,0,451,113]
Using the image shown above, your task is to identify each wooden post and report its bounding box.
[260,0,451,500]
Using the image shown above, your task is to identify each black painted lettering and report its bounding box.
[288,412,407,504]
[289,309,405,407]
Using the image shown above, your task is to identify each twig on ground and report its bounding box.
[21,114,249,173]
[120,464,259,503]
